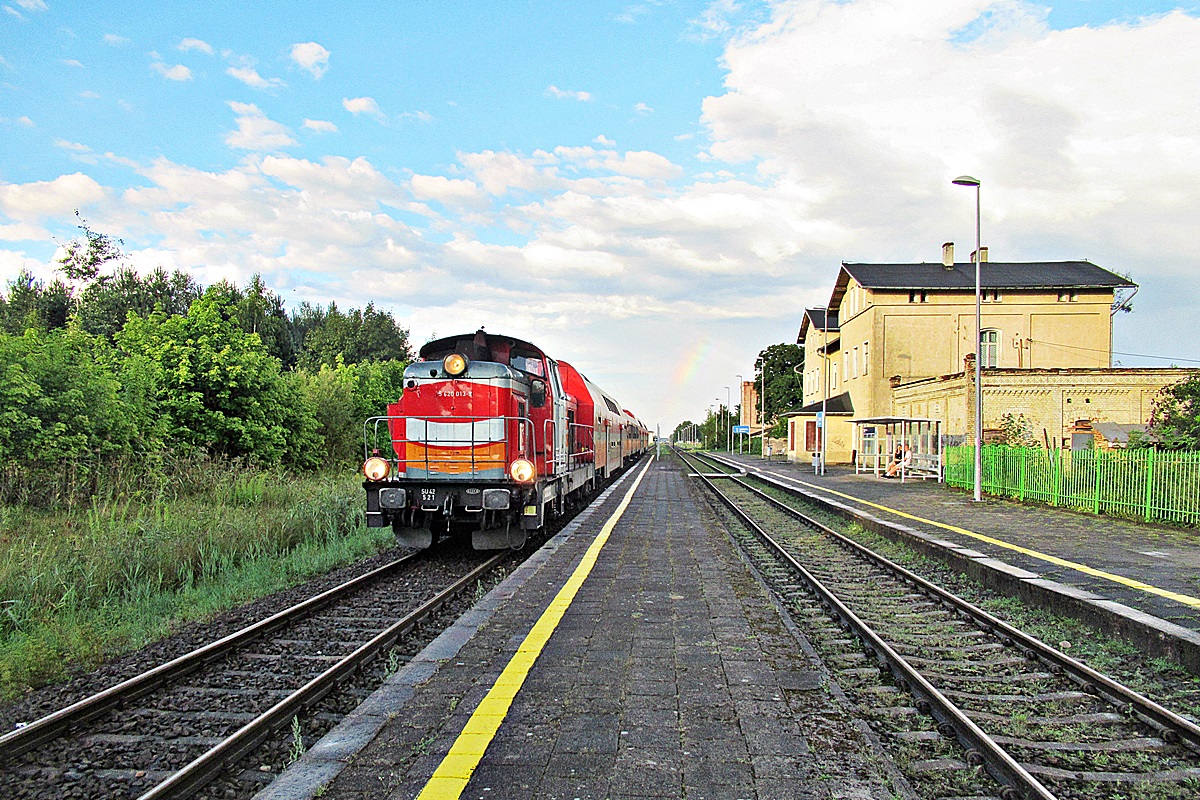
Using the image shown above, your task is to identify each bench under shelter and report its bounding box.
[853,416,944,482]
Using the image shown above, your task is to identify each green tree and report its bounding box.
[296,301,412,369]
[0,271,74,334]
[754,342,804,433]
[72,266,201,339]
[1142,376,1200,450]
[229,275,297,366]
[115,288,314,464]
[295,358,409,465]
[0,326,154,501]
[56,211,123,284]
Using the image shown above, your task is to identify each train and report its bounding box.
[362,329,650,549]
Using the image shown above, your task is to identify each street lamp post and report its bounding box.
[734,375,743,453]
[758,357,766,459]
[953,174,983,503]
[820,308,828,476]
[723,386,732,453]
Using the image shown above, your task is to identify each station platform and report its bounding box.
[718,452,1200,651]
[262,456,901,800]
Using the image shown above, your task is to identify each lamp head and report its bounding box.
[952,175,980,187]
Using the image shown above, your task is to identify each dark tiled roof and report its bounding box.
[798,307,839,343]
[804,307,838,330]
[791,391,854,415]
[841,261,1135,291]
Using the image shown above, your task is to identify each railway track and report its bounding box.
[0,545,511,800]
[680,448,1200,800]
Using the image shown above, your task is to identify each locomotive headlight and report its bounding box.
[443,353,468,376]
[508,458,536,483]
[363,456,390,481]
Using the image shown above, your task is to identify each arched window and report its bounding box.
[980,328,1000,368]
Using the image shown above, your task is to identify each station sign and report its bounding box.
[732,425,750,434]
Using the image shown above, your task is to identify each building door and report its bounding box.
[805,420,822,451]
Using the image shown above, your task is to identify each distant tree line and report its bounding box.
[0,218,414,504]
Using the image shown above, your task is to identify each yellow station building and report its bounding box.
[787,244,1192,466]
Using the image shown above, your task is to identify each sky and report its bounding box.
[3,0,1200,433]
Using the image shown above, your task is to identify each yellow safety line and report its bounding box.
[758,467,1200,610]
[416,459,654,800]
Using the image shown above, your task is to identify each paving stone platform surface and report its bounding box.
[726,454,1200,632]
[287,456,898,800]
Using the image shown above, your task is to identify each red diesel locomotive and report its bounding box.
[362,330,649,549]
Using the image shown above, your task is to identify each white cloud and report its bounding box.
[0,173,106,242]
[62,59,83,67]
[78,90,100,99]
[634,102,654,115]
[3,0,44,17]
[226,65,285,90]
[688,0,743,41]
[545,85,593,102]
[343,96,383,117]
[399,110,433,124]
[152,62,192,81]
[290,41,330,78]
[224,101,296,150]
[54,139,90,152]
[179,38,213,55]
[594,134,616,146]
[410,174,484,205]
[459,150,563,196]
[303,118,338,133]
[103,33,130,46]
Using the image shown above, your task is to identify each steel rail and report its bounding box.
[678,449,1055,800]
[0,551,422,763]
[705,451,1200,755]
[139,551,508,800]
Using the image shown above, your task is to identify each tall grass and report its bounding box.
[0,458,392,700]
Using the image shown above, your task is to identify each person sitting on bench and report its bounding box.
[885,444,912,477]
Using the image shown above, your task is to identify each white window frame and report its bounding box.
[862,341,869,375]
[852,346,859,378]
[980,328,1000,368]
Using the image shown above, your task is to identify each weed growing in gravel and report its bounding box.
[288,715,305,766]
[385,647,401,676]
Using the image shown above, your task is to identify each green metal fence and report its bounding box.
[945,445,1200,526]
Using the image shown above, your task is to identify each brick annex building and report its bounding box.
[785,243,1193,465]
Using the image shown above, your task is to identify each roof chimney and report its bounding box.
[971,246,989,263]
[942,242,954,269]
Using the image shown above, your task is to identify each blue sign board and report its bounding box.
[732,425,750,434]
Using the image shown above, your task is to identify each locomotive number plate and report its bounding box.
[418,487,443,509]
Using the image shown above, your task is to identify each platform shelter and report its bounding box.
[853,416,943,482]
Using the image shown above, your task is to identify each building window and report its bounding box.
[980,328,1000,368]
[908,290,928,303]
[852,346,859,378]
[982,290,1002,302]
[1057,291,1078,302]
[862,341,869,375]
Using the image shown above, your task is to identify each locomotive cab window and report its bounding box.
[530,379,547,408]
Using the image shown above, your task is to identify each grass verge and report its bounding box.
[0,462,393,701]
